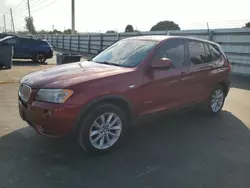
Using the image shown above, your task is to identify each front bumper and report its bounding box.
[18,98,80,137]
[46,49,53,59]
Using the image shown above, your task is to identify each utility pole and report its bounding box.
[10,8,15,33]
[3,14,6,33]
[206,22,210,32]
[71,0,75,34]
[27,0,31,18]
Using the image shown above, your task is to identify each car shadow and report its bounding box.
[12,60,48,66]
[0,110,249,188]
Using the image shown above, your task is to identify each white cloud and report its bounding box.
[1,0,250,32]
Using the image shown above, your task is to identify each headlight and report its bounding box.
[35,89,73,103]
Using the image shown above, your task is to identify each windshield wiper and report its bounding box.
[95,61,120,67]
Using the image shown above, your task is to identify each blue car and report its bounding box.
[0,36,53,63]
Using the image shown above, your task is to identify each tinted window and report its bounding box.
[188,41,206,65]
[155,39,185,68]
[4,38,17,45]
[92,39,157,68]
[204,43,212,63]
[20,38,35,45]
[208,44,222,62]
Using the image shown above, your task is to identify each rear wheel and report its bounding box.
[205,86,225,115]
[33,53,46,64]
[77,104,128,155]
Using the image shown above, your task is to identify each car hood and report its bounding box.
[20,61,134,88]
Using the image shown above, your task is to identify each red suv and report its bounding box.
[18,36,231,154]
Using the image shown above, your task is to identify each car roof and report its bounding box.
[0,36,15,42]
[19,37,34,40]
[124,35,219,46]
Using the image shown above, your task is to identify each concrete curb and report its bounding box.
[0,81,19,85]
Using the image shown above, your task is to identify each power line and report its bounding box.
[14,5,28,14]
[15,0,26,8]
[30,0,51,8]
[31,0,43,3]
[31,0,60,13]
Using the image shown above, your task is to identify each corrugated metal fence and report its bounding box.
[37,28,250,75]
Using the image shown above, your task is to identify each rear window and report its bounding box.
[207,44,222,62]
[19,38,50,46]
[188,40,206,65]
[4,38,18,45]
[38,40,51,46]
[19,38,34,45]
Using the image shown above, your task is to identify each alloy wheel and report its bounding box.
[89,112,122,150]
[210,89,224,113]
[36,53,46,63]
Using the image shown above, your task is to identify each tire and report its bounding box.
[33,53,47,64]
[77,104,128,155]
[205,86,225,115]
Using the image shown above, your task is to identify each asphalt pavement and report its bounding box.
[0,77,249,188]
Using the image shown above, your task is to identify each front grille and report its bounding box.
[19,84,31,102]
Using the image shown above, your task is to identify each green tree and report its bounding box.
[125,24,134,32]
[63,29,77,34]
[24,17,36,34]
[244,22,250,27]
[38,30,48,34]
[150,20,180,31]
[106,30,117,33]
[53,29,62,34]
[17,31,29,35]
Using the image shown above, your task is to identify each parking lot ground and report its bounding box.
[0,76,250,188]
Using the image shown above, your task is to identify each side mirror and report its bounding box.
[151,58,173,70]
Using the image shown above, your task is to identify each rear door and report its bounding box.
[187,40,217,102]
[15,38,29,58]
[18,38,35,58]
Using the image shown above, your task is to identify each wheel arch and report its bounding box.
[72,95,136,136]
[218,81,229,97]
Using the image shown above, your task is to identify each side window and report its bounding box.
[4,38,17,45]
[19,38,24,44]
[204,43,213,63]
[188,41,206,65]
[154,39,185,68]
[20,38,32,45]
[208,44,222,62]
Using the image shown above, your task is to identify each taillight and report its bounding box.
[229,63,232,72]
[226,58,232,72]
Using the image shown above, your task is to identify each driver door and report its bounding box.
[140,38,193,116]
[2,37,19,58]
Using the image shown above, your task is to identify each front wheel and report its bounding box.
[205,86,225,115]
[77,104,128,155]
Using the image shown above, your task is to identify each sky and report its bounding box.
[0,0,250,33]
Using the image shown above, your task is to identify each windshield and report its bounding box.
[92,39,158,67]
